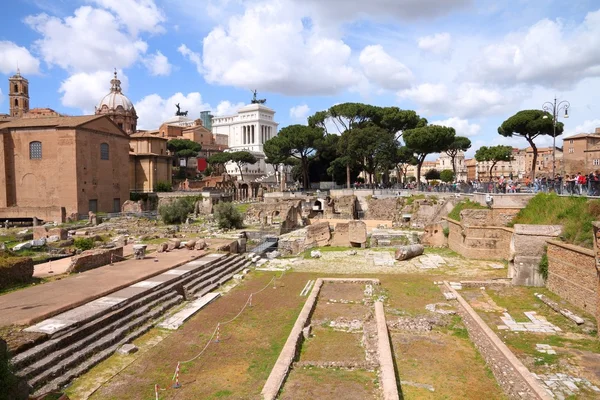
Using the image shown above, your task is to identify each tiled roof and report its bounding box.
[0,115,104,129]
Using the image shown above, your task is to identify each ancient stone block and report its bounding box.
[67,247,124,273]
[421,223,447,247]
[118,343,139,354]
[48,227,68,240]
[194,239,206,250]
[0,255,34,289]
[167,239,181,251]
[121,200,144,213]
[184,240,197,249]
[32,226,48,240]
[157,242,168,253]
[306,222,331,247]
[330,222,349,247]
[348,220,367,247]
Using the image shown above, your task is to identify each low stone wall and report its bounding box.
[546,240,597,316]
[0,255,34,289]
[67,247,124,273]
[0,206,65,223]
[460,208,520,227]
[443,282,552,400]
[471,193,535,209]
[446,218,513,260]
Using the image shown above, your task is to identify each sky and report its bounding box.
[2,0,600,159]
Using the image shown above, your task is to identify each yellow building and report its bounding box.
[129,131,172,192]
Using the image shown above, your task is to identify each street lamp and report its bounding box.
[542,96,569,183]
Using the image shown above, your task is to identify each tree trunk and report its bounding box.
[302,157,310,190]
[451,155,457,182]
[417,161,422,191]
[529,139,538,181]
[237,162,244,182]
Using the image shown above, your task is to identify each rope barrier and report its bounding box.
[157,267,287,394]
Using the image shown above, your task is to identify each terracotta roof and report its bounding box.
[130,130,167,140]
[562,132,597,140]
[0,115,104,129]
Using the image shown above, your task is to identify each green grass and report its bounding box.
[301,246,354,259]
[447,199,487,221]
[234,203,251,215]
[405,194,425,206]
[509,192,600,248]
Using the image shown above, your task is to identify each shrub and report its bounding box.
[214,202,244,230]
[538,249,549,281]
[443,227,450,238]
[0,340,18,400]
[159,198,193,224]
[74,237,94,251]
[154,181,172,192]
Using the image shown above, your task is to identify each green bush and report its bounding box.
[0,341,18,400]
[538,249,549,281]
[154,181,172,192]
[447,199,487,221]
[158,198,192,224]
[511,192,600,248]
[214,202,244,230]
[74,237,94,251]
[443,227,450,238]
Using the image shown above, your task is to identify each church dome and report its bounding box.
[96,71,135,112]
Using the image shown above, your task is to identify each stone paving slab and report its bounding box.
[0,250,216,327]
[23,253,226,335]
[498,311,561,333]
[157,293,221,330]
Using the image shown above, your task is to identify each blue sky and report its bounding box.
[2,0,600,158]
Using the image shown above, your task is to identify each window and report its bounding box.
[569,148,574,154]
[118,122,123,130]
[89,199,98,213]
[113,198,121,213]
[14,99,18,107]
[13,84,18,93]
[594,159,600,166]
[569,140,573,144]
[100,143,109,160]
[29,141,42,159]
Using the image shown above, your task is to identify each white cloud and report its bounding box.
[567,119,600,135]
[214,100,245,116]
[201,1,358,95]
[59,70,129,113]
[399,82,522,118]
[143,51,172,76]
[178,44,203,74]
[472,9,600,88]
[0,41,40,75]
[90,0,165,36]
[359,45,413,90]
[289,104,310,121]
[135,92,211,129]
[417,32,451,56]
[429,117,480,137]
[25,6,148,72]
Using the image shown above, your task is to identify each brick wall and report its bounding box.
[446,218,513,260]
[67,247,124,273]
[546,240,597,316]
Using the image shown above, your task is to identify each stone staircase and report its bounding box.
[11,253,250,396]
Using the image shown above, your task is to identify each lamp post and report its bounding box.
[542,96,569,184]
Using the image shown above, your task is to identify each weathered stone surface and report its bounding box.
[121,200,144,213]
[306,222,331,247]
[167,239,181,251]
[330,222,349,247]
[310,250,322,258]
[118,343,139,354]
[510,224,562,287]
[513,224,562,237]
[194,239,206,250]
[33,226,49,240]
[184,239,197,249]
[421,223,447,247]
[157,242,168,253]
[46,235,60,243]
[48,228,68,240]
[348,220,367,247]
[394,244,424,261]
[68,247,124,273]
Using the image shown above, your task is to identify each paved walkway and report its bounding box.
[33,244,140,278]
[0,249,208,327]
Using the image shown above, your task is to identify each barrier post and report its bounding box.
[172,362,182,389]
[215,323,220,343]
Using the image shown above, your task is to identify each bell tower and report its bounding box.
[9,70,29,118]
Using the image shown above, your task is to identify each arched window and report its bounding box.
[100,143,109,160]
[13,84,18,93]
[14,99,18,107]
[30,141,42,159]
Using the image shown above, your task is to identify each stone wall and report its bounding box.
[460,208,520,227]
[546,240,597,316]
[509,225,561,287]
[446,218,513,260]
[365,197,401,221]
[67,247,124,273]
[471,193,535,209]
[0,255,34,289]
[325,195,356,219]
[245,199,304,234]
[330,222,349,247]
[33,226,68,240]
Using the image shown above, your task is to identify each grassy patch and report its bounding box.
[405,194,425,206]
[447,199,487,221]
[509,192,600,248]
[301,246,354,259]
[234,203,251,215]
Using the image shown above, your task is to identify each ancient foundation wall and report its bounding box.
[446,218,512,260]
[308,218,392,233]
[443,282,552,400]
[546,240,597,316]
[0,206,64,223]
[471,193,535,208]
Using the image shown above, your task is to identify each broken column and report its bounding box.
[394,244,424,261]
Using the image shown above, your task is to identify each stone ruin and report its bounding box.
[245,199,305,234]
[277,220,369,255]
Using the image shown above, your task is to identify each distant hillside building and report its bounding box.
[562,128,600,174]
